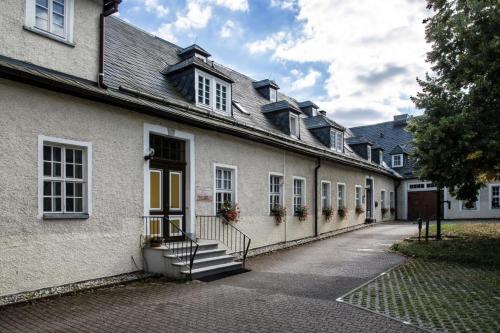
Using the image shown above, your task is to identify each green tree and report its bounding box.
[410,0,500,205]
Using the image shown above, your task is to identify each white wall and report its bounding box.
[444,184,500,220]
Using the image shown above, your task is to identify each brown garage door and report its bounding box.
[408,191,438,221]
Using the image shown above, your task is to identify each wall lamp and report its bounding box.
[144,148,155,161]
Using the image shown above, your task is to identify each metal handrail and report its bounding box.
[143,215,199,279]
[196,215,251,268]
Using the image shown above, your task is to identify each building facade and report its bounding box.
[350,116,500,221]
[0,0,399,299]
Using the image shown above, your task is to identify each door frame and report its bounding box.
[144,123,195,238]
[365,176,374,219]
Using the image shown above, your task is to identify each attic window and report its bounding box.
[379,150,383,165]
[330,129,343,153]
[290,114,299,138]
[195,69,231,116]
[269,88,277,102]
[392,154,403,167]
[367,146,372,161]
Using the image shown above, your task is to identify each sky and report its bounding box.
[115,0,431,127]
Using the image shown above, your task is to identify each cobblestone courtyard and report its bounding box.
[0,223,419,333]
[340,253,500,332]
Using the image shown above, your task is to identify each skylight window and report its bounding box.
[233,101,250,115]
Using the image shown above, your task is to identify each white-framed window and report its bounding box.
[381,190,386,209]
[379,150,384,165]
[214,164,237,214]
[293,177,306,213]
[38,135,91,218]
[269,173,283,212]
[25,0,74,42]
[355,185,362,208]
[392,154,403,167]
[408,182,437,191]
[269,88,277,102]
[195,69,231,116]
[290,114,299,138]
[367,146,372,161]
[460,192,480,211]
[330,129,343,153]
[337,183,346,209]
[490,185,500,209]
[389,191,395,209]
[321,181,331,210]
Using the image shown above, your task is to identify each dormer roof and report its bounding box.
[346,136,373,146]
[253,79,280,90]
[164,56,234,83]
[390,143,412,155]
[304,115,345,131]
[297,100,319,109]
[261,100,301,114]
[178,44,211,59]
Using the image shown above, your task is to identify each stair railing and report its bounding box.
[196,215,251,268]
[143,215,199,279]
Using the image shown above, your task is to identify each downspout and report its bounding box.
[99,1,121,88]
[394,179,401,220]
[314,157,321,237]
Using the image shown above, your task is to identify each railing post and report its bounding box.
[162,215,169,240]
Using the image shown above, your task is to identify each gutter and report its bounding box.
[98,1,121,88]
[314,158,321,237]
[394,179,401,220]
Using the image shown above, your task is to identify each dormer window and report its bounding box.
[290,114,299,138]
[195,69,231,116]
[367,146,372,161]
[392,154,403,167]
[330,129,343,153]
[25,0,74,42]
[269,88,277,102]
[379,150,383,165]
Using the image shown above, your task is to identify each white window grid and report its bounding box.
[269,174,283,212]
[337,183,346,209]
[355,185,362,207]
[330,129,343,153]
[43,144,85,213]
[491,185,500,209]
[293,177,305,213]
[34,0,66,37]
[392,154,403,167]
[321,181,331,210]
[215,82,228,112]
[197,74,211,106]
[215,167,234,213]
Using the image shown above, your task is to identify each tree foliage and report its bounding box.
[409,0,500,204]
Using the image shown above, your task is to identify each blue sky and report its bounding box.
[116,0,430,127]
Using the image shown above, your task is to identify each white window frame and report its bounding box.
[25,0,75,43]
[213,163,237,215]
[459,191,480,211]
[355,185,362,208]
[293,176,306,214]
[195,69,232,116]
[379,150,384,165]
[289,113,299,138]
[269,172,284,214]
[321,181,331,211]
[367,146,372,161]
[392,154,403,167]
[381,189,386,209]
[330,129,343,153]
[269,88,277,102]
[337,183,346,209]
[490,184,500,210]
[38,135,92,218]
[408,182,437,192]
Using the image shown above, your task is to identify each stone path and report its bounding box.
[0,222,419,333]
[340,259,500,332]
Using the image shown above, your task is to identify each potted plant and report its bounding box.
[390,207,396,215]
[355,205,365,214]
[295,205,308,221]
[271,205,286,224]
[149,236,163,248]
[338,206,348,218]
[219,202,240,223]
[322,206,334,222]
[381,207,388,216]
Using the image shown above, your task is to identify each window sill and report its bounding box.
[23,26,75,47]
[43,213,89,220]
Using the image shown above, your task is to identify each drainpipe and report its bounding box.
[394,179,401,220]
[99,1,121,88]
[314,157,321,237]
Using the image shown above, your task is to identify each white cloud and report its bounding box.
[270,0,296,11]
[289,68,321,91]
[154,0,212,42]
[219,20,241,38]
[247,0,430,126]
[212,0,249,11]
[139,0,169,17]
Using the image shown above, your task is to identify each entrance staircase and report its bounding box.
[142,215,251,280]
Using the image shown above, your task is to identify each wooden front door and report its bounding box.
[407,191,438,221]
[149,134,186,240]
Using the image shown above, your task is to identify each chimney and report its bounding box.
[253,79,280,102]
[178,44,211,61]
[393,114,409,127]
[318,110,327,116]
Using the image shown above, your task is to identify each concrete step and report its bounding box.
[181,261,243,280]
[172,255,235,270]
[164,248,227,260]
[151,240,220,253]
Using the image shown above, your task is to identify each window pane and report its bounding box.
[43,197,52,212]
[52,22,64,36]
[75,165,83,179]
[37,0,49,6]
[66,198,74,212]
[54,182,61,196]
[66,164,74,178]
[75,150,82,164]
[53,147,61,162]
[66,149,73,163]
[44,162,51,176]
[53,1,64,15]
[66,182,74,196]
[75,183,83,197]
[43,146,51,161]
[53,162,61,177]
[44,181,52,195]
[75,198,83,212]
[54,197,62,212]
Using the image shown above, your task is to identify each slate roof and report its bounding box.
[163,56,233,83]
[303,115,345,131]
[350,118,416,178]
[261,100,301,114]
